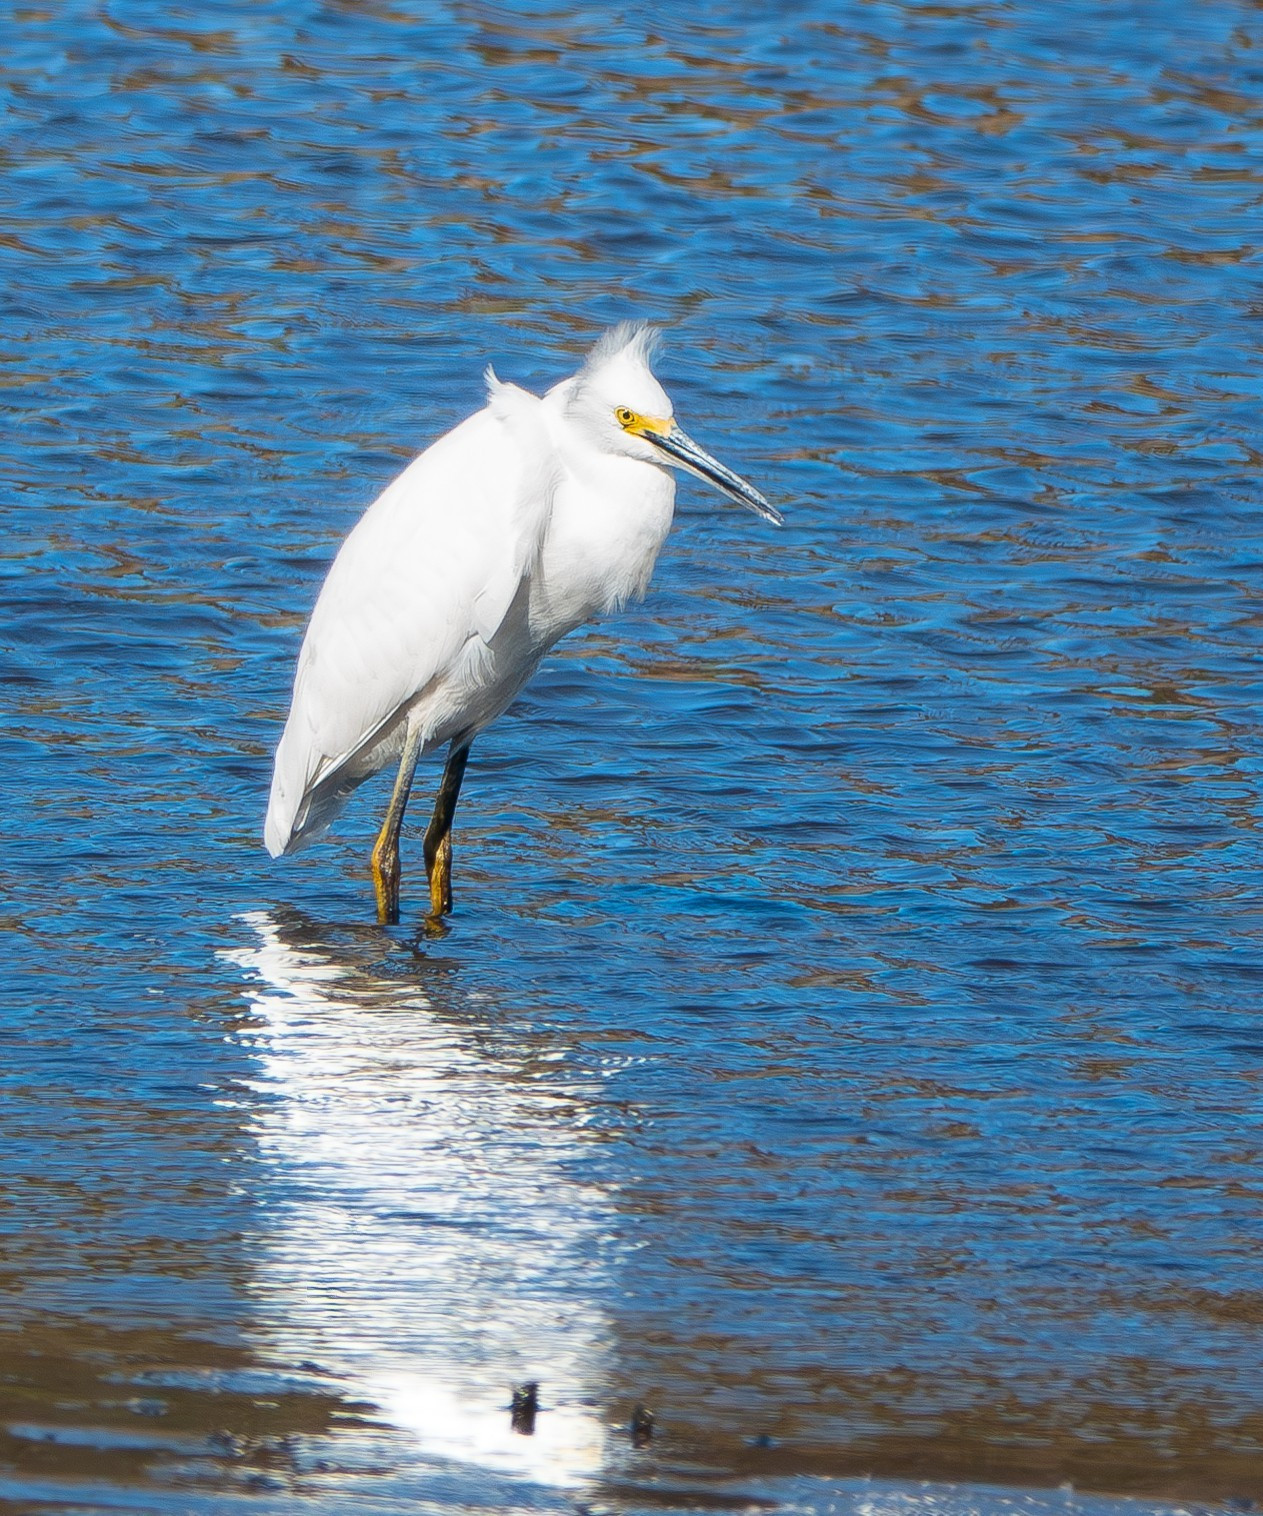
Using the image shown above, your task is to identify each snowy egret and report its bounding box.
[264,323,780,924]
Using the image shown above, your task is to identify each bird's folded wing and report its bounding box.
[266,384,554,851]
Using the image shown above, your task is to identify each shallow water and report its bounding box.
[4,1,1263,1511]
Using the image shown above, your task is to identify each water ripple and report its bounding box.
[3,0,1263,1510]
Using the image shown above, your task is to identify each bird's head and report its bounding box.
[568,323,782,525]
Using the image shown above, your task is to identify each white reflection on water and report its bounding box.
[223,909,615,1492]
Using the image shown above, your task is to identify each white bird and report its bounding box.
[264,323,781,925]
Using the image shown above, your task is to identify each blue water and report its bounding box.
[4,1,1263,1510]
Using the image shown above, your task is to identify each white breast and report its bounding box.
[530,446,677,650]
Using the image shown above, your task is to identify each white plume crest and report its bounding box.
[582,321,662,377]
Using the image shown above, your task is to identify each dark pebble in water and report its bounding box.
[510,1380,539,1436]
[631,1403,655,1447]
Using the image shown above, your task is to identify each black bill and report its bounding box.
[645,423,783,525]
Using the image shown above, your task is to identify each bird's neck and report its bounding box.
[532,446,676,644]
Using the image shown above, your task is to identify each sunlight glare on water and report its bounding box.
[3,0,1263,1511]
[226,909,613,1494]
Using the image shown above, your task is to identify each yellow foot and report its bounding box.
[427,833,452,919]
[371,843,401,926]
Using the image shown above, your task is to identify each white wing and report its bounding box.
[265,378,552,856]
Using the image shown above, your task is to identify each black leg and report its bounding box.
[423,740,471,918]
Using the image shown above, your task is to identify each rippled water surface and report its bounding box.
[5,1,1263,1511]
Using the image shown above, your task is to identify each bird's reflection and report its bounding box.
[222,908,615,1492]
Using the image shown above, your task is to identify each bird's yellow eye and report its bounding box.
[615,406,636,428]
